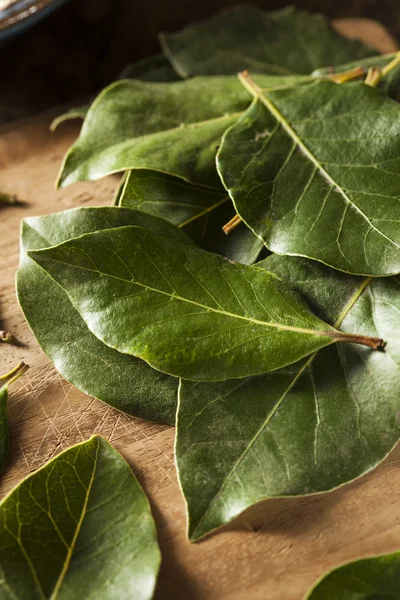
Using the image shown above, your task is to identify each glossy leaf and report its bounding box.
[218,79,400,276]
[118,170,264,264]
[176,254,400,540]
[0,436,161,599]
[160,5,375,78]
[28,226,383,382]
[57,74,307,189]
[305,551,400,599]
[16,207,193,425]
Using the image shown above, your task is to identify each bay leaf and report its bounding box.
[160,5,375,78]
[118,169,264,264]
[0,436,161,600]
[51,53,179,132]
[56,74,307,189]
[217,78,400,276]
[119,52,180,82]
[306,551,400,599]
[28,226,383,382]
[176,255,400,540]
[16,207,193,425]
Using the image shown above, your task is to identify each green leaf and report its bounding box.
[120,52,180,82]
[0,436,161,599]
[118,170,264,264]
[28,226,383,382]
[160,5,375,78]
[176,255,400,540]
[217,78,400,276]
[50,106,89,132]
[16,207,193,425]
[50,53,179,132]
[305,550,400,599]
[57,74,307,189]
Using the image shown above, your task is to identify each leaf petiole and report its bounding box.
[0,193,19,206]
[0,362,29,385]
[0,330,19,345]
[327,65,366,84]
[364,66,382,87]
[381,50,400,78]
[222,213,242,234]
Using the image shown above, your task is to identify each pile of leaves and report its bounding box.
[4,5,400,598]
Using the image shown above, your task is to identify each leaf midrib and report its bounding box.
[239,76,400,250]
[31,248,337,341]
[190,275,372,539]
[49,439,99,599]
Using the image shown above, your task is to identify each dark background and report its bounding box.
[1,0,398,123]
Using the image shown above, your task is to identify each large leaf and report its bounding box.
[176,254,400,540]
[160,5,375,78]
[0,436,161,599]
[118,170,264,264]
[29,226,383,382]
[305,551,400,599]
[57,74,307,189]
[218,78,400,276]
[16,207,193,425]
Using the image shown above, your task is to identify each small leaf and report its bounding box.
[17,207,191,425]
[0,436,161,600]
[160,5,375,78]
[305,550,400,599]
[29,226,383,382]
[118,170,264,264]
[57,74,307,189]
[218,78,400,276]
[176,255,400,540]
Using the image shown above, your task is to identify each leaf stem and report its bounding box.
[332,332,386,350]
[0,362,29,385]
[381,50,400,78]
[0,330,17,345]
[327,66,366,84]
[364,67,382,88]
[0,192,19,206]
[222,214,242,235]
[178,196,229,229]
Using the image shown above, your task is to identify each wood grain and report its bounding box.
[0,19,399,600]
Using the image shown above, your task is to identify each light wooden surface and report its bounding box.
[0,19,399,600]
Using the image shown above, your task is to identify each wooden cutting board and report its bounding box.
[0,19,399,600]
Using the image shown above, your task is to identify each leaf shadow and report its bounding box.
[206,442,400,540]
